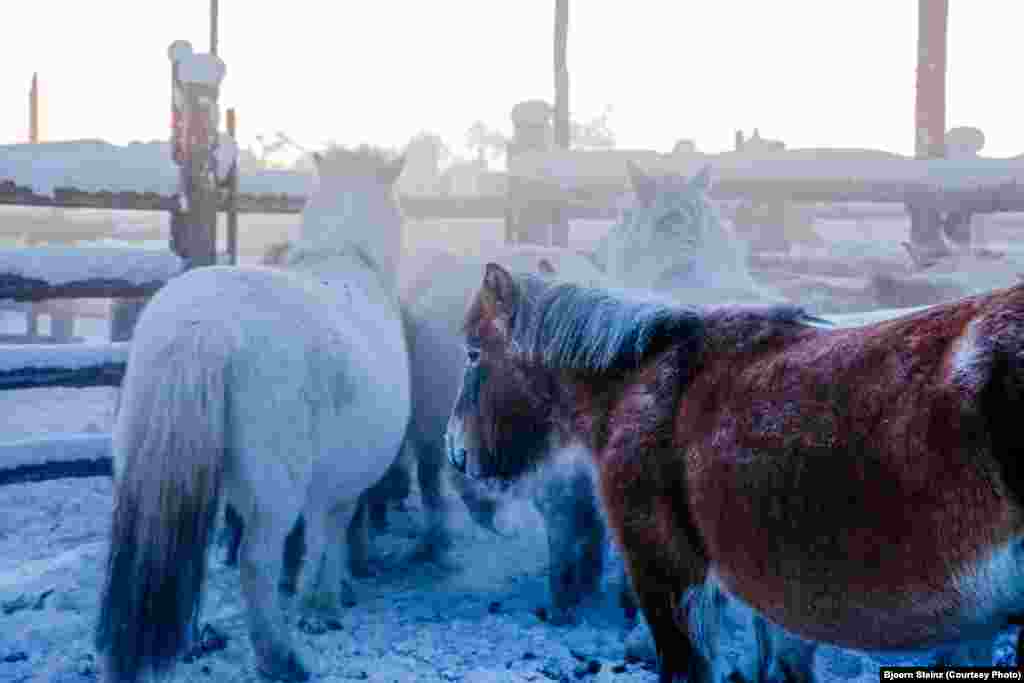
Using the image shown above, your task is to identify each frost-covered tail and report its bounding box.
[96,322,230,683]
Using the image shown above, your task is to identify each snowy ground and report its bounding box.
[0,377,1019,683]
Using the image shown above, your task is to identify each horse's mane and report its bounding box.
[508,275,823,373]
[508,275,702,372]
[316,144,398,175]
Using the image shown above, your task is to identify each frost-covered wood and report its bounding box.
[0,432,111,486]
[509,149,1024,211]
[0,342,128,390]
[0,248,181,301]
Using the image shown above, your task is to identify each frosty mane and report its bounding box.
[315,144,398,176]
[507,275,704,372]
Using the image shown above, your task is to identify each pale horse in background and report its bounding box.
[595,162,787,306]
[397,243,635,624]
[96,147,411,683]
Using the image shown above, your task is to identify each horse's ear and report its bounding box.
[691,164,714,192]
[481,263,518,322]
[378,155,406,186]
[312,152,324,169]
[626,161,657,206]
[537,258,556,276]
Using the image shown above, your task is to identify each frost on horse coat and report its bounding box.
[96,147,411,683]
[597,163,784,306]
[446,264,1024,680]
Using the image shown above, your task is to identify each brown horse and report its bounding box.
[445,263,1024,681]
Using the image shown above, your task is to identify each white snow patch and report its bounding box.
[0,432,110,472]
[0,247,181,285]
[0,140,313,196]
[176,52,226,87]
[825,305,932,328]
[0,342,128,374]
[214,132,239,182]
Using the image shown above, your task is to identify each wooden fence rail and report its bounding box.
[0,248,181,302]
[0,433,112,486]
[0,342,128,391]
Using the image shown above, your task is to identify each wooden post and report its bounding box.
[27,73,41,339]
[169,44,224,269]
[915,0,948,159]
[226,107,239,265]
[551,0,570,247]
[210,0,219,56]
[29,73,39,144]
[908,0,951,260]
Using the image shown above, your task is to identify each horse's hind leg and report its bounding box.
[364,445,413,533]
[752,611,816,682]
[347,492,373,578]
[279,516,306,596]
[239,512,309,681]
[298,498,361,633]
[409,437,456,564]
[221,503,244,567]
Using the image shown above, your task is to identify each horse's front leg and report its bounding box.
[533,467,606,626]
[624,560,698,683]
[239,511,310,681]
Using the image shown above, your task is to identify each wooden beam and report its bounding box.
[0,275,168,302]
[0,342,128,390]
[226,107,239,264]
[0,433,112,487]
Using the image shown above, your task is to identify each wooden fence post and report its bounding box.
[226,107,239,265]
[908,0,952,262]
[167,41,224,270]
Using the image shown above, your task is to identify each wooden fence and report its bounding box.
[0,248,180,485]
[4,144,1024,486]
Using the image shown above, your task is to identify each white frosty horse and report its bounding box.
[596,162,786,306]
[96,147,411,683]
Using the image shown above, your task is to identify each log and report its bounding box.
[0,247,181,301]
[508,150,1024,213]
[0,342,128,390]
[0,432,112,487]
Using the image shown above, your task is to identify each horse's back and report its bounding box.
[668,287,1024,649]
[136,264,409,440]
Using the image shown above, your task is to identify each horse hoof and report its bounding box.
[257,649,311,682]
[349,556,378,578]
[405,533,456,569]
[624,622,658,666]
[340,580,357,608]
[548,605,578,627]
[297,614,343,636]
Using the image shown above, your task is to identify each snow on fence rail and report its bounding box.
[0,249,176,485]
[0,247,182,301]
[0,432,112,487]
[0,342,128,390]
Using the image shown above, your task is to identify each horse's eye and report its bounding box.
[657,211,683,232]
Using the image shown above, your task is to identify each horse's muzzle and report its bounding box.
[445,428,468,473]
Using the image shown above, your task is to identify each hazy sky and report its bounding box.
[1,2,1020,160]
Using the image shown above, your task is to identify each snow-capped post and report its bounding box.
[167,40,225,269]
[226,107,239,265]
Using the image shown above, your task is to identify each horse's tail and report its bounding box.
[96,322,230,682]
